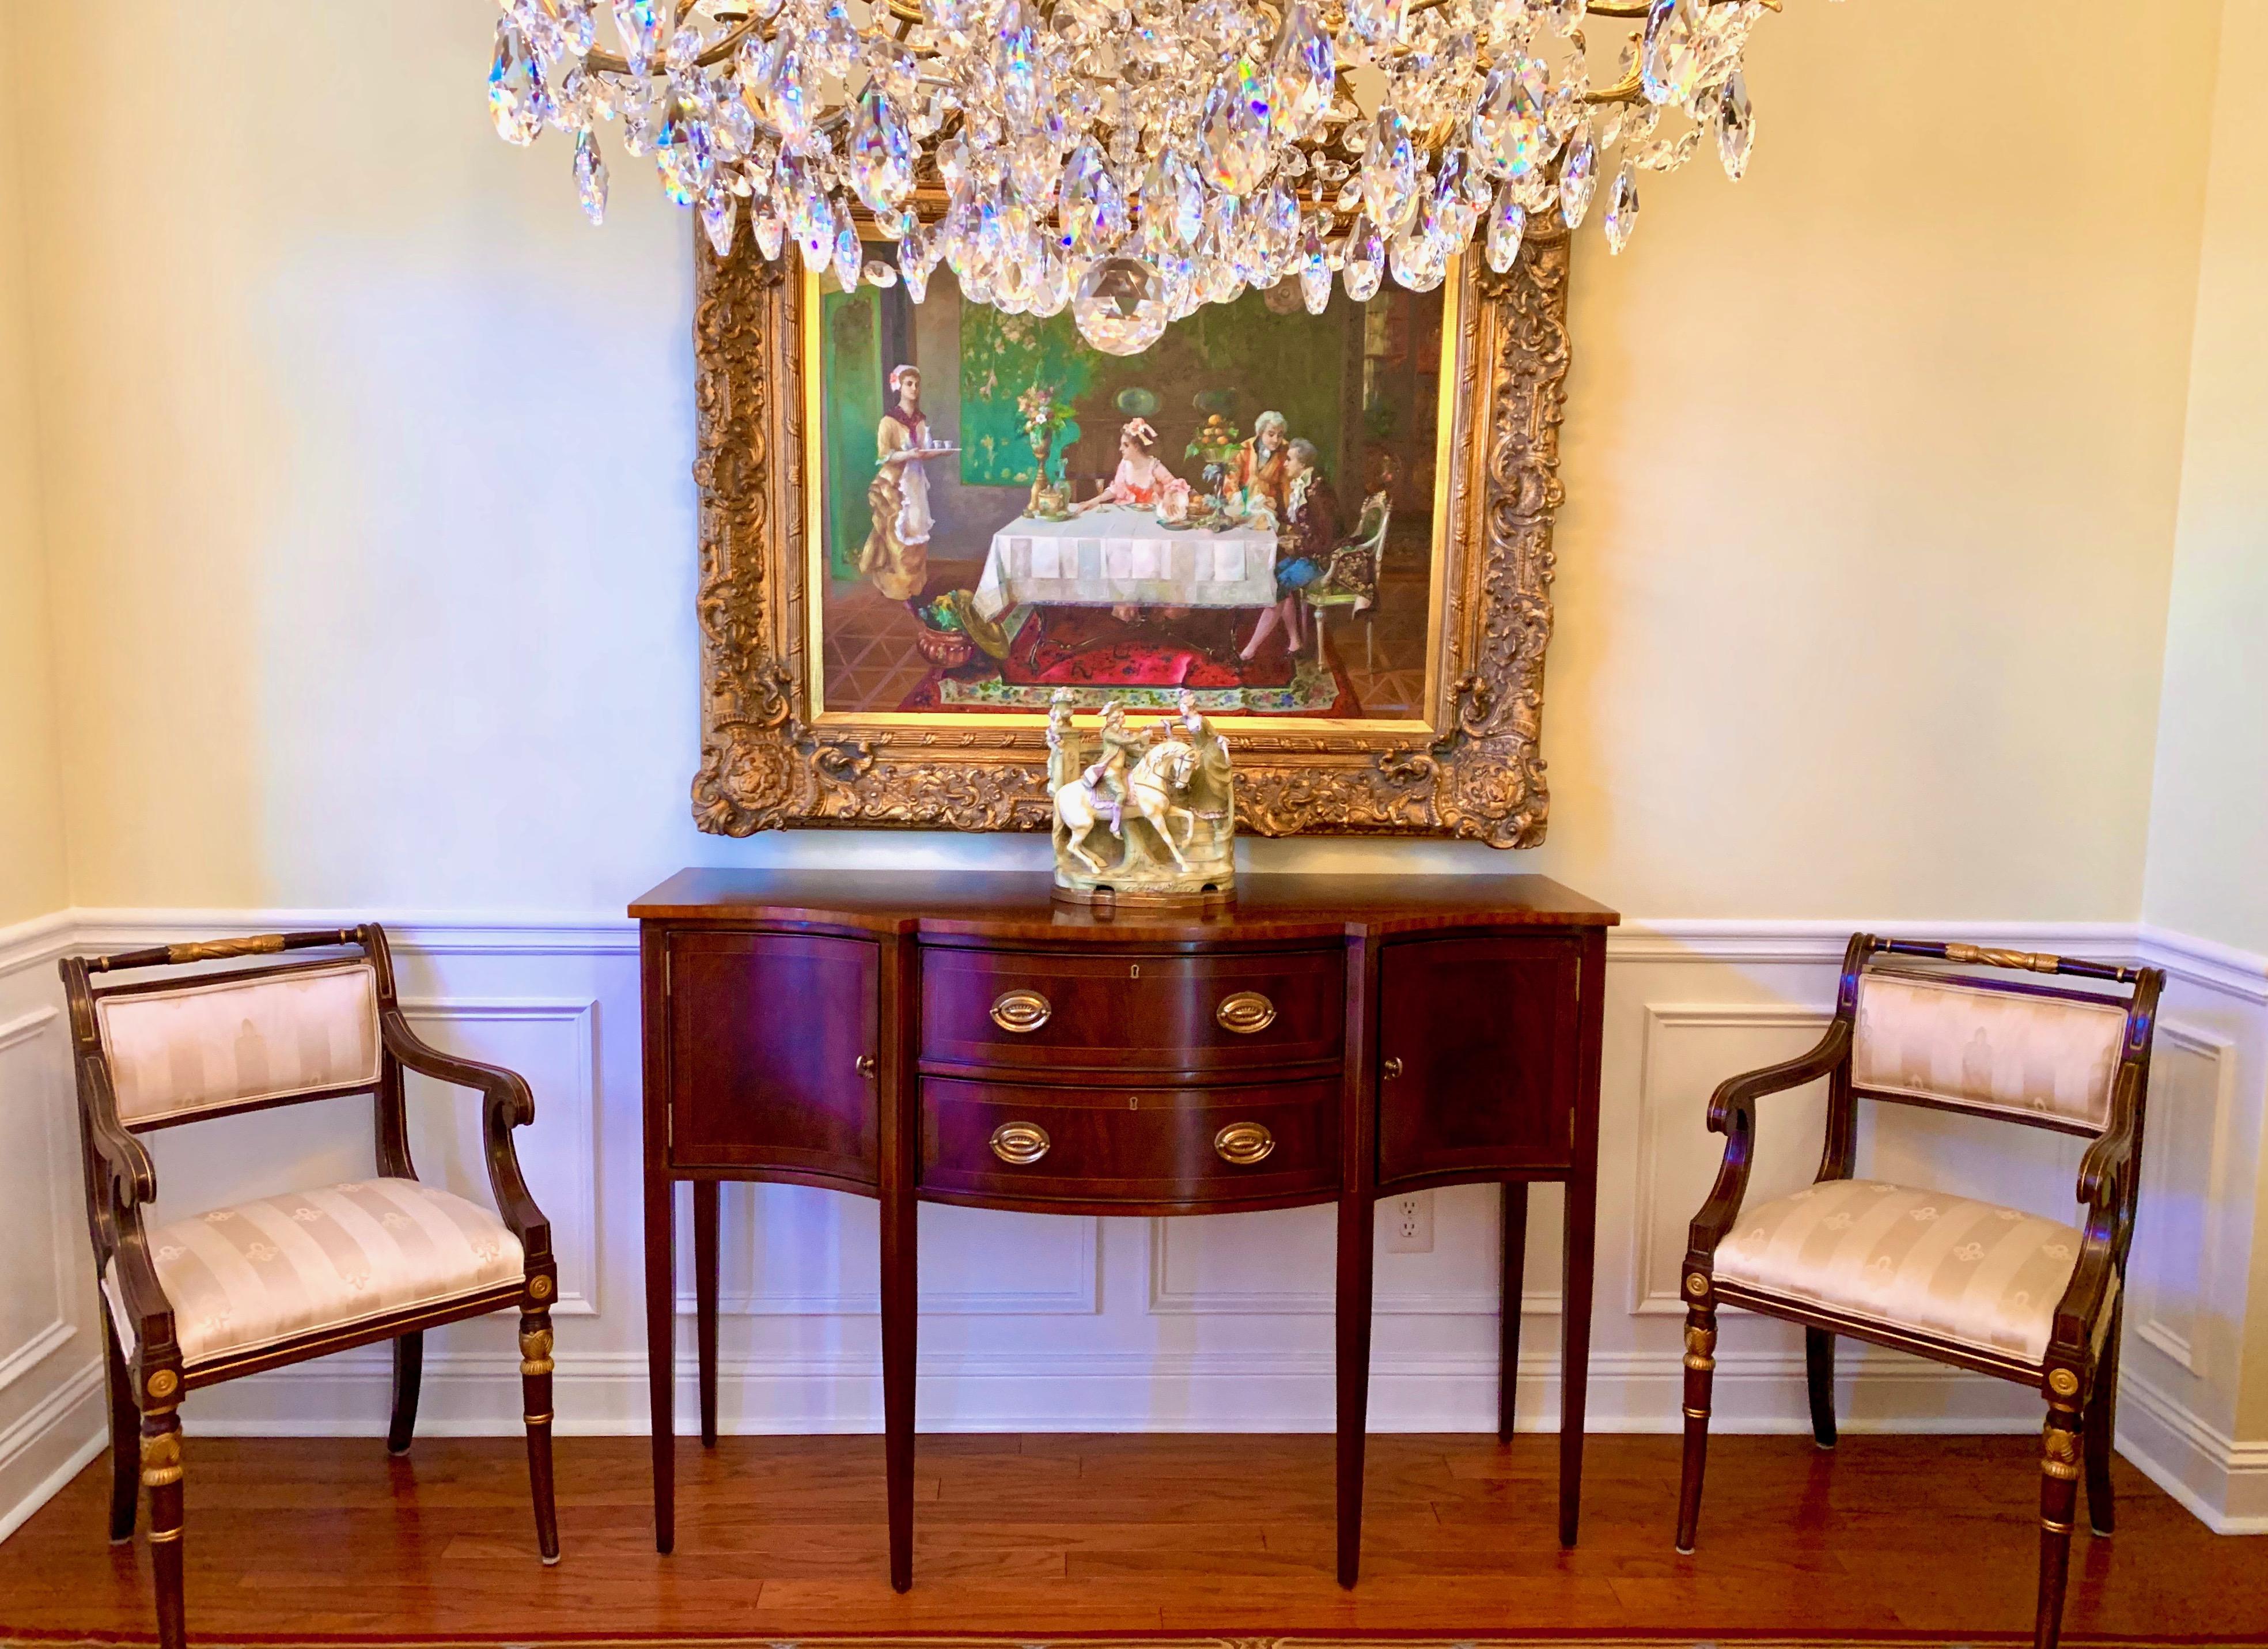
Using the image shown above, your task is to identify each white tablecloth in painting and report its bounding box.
[971,509,1278,621]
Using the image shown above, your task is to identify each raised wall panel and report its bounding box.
[400,998,600,1317]
[0,1009,74,1397]
[683,1185,1101,1315]
[2130,1021,2236,1377]
[1631,1003,1832,1315]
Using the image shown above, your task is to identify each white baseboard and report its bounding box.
[0,1360,106,1545]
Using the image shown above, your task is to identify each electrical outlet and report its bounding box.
[1385,1192,1433,1254]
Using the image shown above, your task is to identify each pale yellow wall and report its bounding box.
[14,1,2221,918]
[0,22,65,929]
[2144,0,2268,962]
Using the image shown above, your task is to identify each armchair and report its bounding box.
[60,926,561,1649]
[1675,934,2161,1649]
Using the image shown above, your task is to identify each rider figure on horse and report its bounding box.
[1085,701,1150,835]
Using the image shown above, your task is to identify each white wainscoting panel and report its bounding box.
[0,907,2262,1540]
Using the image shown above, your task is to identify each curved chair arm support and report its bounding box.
[80,1055,157,1211]
[378,1011,552,1259]
[2051,1064,2146,1364]
[1688,1018,1853,1258]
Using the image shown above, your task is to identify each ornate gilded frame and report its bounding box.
[688,220,1572,846]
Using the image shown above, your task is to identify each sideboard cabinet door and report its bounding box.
[1376,934,1581,1185]
[666,931,880,1186]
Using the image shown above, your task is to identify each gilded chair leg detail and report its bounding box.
[2085,1302,2121,1538]
[1804,1327,1838,1450]
[2036,1409,2083,1649]
[520,1307,561,1565]
[1673,1303,1716,1555]
[141,1416,187,1649]
[102,1314,138,1544]
[388,1330,424,1457]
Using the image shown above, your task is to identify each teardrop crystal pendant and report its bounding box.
[1559,123,1597,229]
[1141,154,1205,254]
[573,128,609,224]
[1060,142,1129,256]
[701,187,738,255]
[607,0,665,77]
[1716,70,1754,180]
[994,0,1043,123]
[1471,57,1548,180]
[1299,228,1331,313]
[1072,255,1169,355]
[489,22,544,146]
[754,211,785,260]
[1343,0,1404,50]
[1641,0,1706,108]
[1198,59,1273,196]
[1360,108,1420,234]
[1270,3,1335,143]
[848,86,915,214]
[1341,213,1383,302]
[1603,160,1638,254]
[1485,184,1525,274]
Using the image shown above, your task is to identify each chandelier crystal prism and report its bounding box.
[487,0,1801,354]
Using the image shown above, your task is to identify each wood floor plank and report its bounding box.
[0,1434,2259,1639]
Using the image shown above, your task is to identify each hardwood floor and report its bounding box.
[1,1434,2262,1640]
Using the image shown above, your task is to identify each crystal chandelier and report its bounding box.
[487,0,1788,354]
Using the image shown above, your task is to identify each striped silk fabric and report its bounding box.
[96,961,383,1126]
[105,1178,524,1367]
[1852,971,2126,1132]
[1715,1179,2093,1365]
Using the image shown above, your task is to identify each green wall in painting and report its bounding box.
[821,289,884,580]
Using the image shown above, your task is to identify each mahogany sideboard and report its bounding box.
[631,869,1617,1589]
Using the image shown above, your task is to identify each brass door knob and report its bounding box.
[1382,1057,1405,1080]
[855,1054,877,1078]
[1213,1121,1276,1166]
[990,1121,1051,1164]
[1215,991,1277,1034]
[990,989,1051,1033]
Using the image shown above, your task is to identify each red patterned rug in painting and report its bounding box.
[900,607,1360,717]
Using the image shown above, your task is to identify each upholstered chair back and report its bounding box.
[93,958,384,1129]
[1850,968,2129,1136]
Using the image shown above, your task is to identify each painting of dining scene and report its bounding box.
[811,258,1449,721]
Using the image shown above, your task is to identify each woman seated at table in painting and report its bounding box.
[1070,419,1183,516]
[1239,437,1341,664]
[1225,409,1290,527]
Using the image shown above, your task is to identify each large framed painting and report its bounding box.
[690,222,1570,845]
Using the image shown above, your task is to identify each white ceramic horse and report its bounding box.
[1054,739,1201,876]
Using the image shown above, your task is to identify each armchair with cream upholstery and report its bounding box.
[1673,935,2161,1649]
[60,926,561,1649]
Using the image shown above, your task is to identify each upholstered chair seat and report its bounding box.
[1714,1179,2089,1367]
[104,1178,525,1369]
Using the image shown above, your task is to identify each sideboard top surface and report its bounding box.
[628,869,1618,940]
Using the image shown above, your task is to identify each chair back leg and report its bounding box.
[1673,1296,1717,1553]
[2036,1409,2083,1649]
[1805,1327,1838,1450]
[141,1413,187,1649]
[520,1306,561,1564]
[102,1311,138,1544]
[388,1331,424,1456]
[2085,1302,2121,1537]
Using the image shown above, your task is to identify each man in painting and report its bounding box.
[1226,410,1290,526]
[1239,437,1342,664]
[859,364,940,602]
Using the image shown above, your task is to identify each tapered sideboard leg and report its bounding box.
[1498,1181,1529,1442]
[881,1183,918,1593]
[693,1180,721,1449]
[1335,1190,1375,1589]
[1558,1166,1596,1546]
[646,1168,677,1555]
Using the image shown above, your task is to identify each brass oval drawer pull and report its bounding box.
[1216,991,1277,1034]
[1213,1121,1276,1166]
[990,1121,1051,1165]
[990,989,1052,1033]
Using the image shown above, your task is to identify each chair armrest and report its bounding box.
[2050,1066,2145,1361]
[1688,1018,1853,1259]
[81,1056,156,1210]
[378,1011,552,1256]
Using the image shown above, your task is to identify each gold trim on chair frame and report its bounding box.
[687,219,1574,846]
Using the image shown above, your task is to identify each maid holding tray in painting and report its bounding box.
[859,363,957,603]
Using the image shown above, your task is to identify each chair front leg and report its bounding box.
[2036,1398,2084,1649]
[141,1411,187,1649]
[2085,1299,2122,1537]
[1673,1282,1717,1555]
[520,1304,561,1564]
[1805,1327,1838,1450]
[388,1330,424,1457]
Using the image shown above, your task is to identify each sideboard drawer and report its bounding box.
[666,930,880,1183]
[920,946,1345,1075]
[920,1075,1340,1205]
